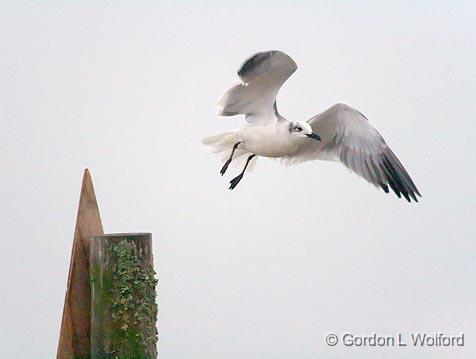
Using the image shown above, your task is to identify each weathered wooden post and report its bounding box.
[89,233,158,359]
[57,169,104,359]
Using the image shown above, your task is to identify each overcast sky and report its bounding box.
[1,1,475,358]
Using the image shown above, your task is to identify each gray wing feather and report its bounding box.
[217,51,297,121]
[283,103,421,202]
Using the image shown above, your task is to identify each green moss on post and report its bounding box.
[89,233,158,359]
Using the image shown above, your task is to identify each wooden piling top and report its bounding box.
[57,169,104,359]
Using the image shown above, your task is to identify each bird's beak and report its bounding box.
[307,132,321,141]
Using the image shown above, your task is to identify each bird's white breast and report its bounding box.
[238,122,301,158]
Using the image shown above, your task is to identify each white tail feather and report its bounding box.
[202,131,258,172]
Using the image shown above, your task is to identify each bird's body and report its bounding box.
[203,50,421,202]
[238,120,302,157]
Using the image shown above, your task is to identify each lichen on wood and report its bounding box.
[109,239,158,358]
[90,233,158,359]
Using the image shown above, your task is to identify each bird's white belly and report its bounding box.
[240,125,299,157]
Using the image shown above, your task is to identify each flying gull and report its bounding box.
[203,50,421,202]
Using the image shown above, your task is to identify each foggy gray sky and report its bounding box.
[1,1,475,358]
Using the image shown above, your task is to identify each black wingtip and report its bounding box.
[380,149,421,203]
[237,51,273,78]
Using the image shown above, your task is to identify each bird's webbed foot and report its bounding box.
[229,173,244,190]
[220,160,231,176]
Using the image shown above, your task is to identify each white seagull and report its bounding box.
[203,50,421,202]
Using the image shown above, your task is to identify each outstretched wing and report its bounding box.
[217,51,297,122]
[283,103,421,202]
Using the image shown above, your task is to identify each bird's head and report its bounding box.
[289,121,321,141]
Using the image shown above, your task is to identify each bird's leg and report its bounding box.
[229,154,256,190]
[220,141,241,176]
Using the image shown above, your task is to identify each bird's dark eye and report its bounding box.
[296,127,302,132]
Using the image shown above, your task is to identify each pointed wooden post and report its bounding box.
[57,169,104,359]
